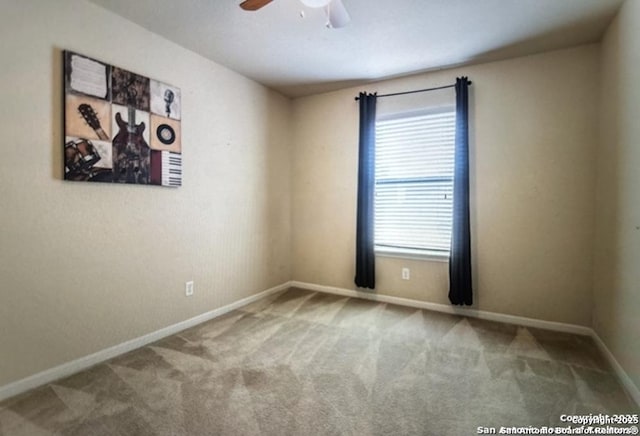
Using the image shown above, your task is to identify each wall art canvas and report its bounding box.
[63,50,182,187]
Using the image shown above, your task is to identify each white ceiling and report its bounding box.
[87,0,623,98]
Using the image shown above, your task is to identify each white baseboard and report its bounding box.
[290,281,592,336]
[591,331,640,407]
[0,282,289,403]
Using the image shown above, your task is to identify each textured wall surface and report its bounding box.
[292,45,600,327]
[0,0,291,386]
[593,0,640,393]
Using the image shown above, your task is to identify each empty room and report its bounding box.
[0,0,639,434]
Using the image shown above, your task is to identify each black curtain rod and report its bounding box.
[354,81,472,101]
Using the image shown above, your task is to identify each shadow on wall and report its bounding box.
[52,47,64,180]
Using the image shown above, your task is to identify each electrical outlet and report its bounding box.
[185,281,194,297]
[402,268,410,280]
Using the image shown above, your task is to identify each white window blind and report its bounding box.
[374,110,455,254]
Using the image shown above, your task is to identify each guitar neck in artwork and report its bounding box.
[112,98,150,184]
[126,105,137,140]
[77,103,109,141]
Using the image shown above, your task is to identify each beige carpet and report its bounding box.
[0,287,637,435]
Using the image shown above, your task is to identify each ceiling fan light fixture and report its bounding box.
[325,0,351,28]
[300,0,331,8]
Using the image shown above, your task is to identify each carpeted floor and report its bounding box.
[0,287,637,435]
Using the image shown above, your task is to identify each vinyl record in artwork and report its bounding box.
[157,124,175,145]
[149,114,181,153]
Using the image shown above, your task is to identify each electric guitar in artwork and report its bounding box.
[78,103,110,140]
[112,89,150,184]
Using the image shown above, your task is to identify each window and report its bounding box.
[374,109,455,257]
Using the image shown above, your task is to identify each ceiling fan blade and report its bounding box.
[239,0,273,11]
[325,0,350,28]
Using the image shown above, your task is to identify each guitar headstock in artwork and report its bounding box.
[78,103,101,130]
[76,102,109,141]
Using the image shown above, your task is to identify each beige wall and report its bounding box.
[292,45,600,326]
[0,0,291,386]
[593,0,640,391]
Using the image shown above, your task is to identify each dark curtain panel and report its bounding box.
[449,77,473,305]
[354,92,377,289]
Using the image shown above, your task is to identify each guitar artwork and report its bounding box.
[112,87,150,184]
[77,103,110,140]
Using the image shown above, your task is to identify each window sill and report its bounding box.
[375,246,449,262]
